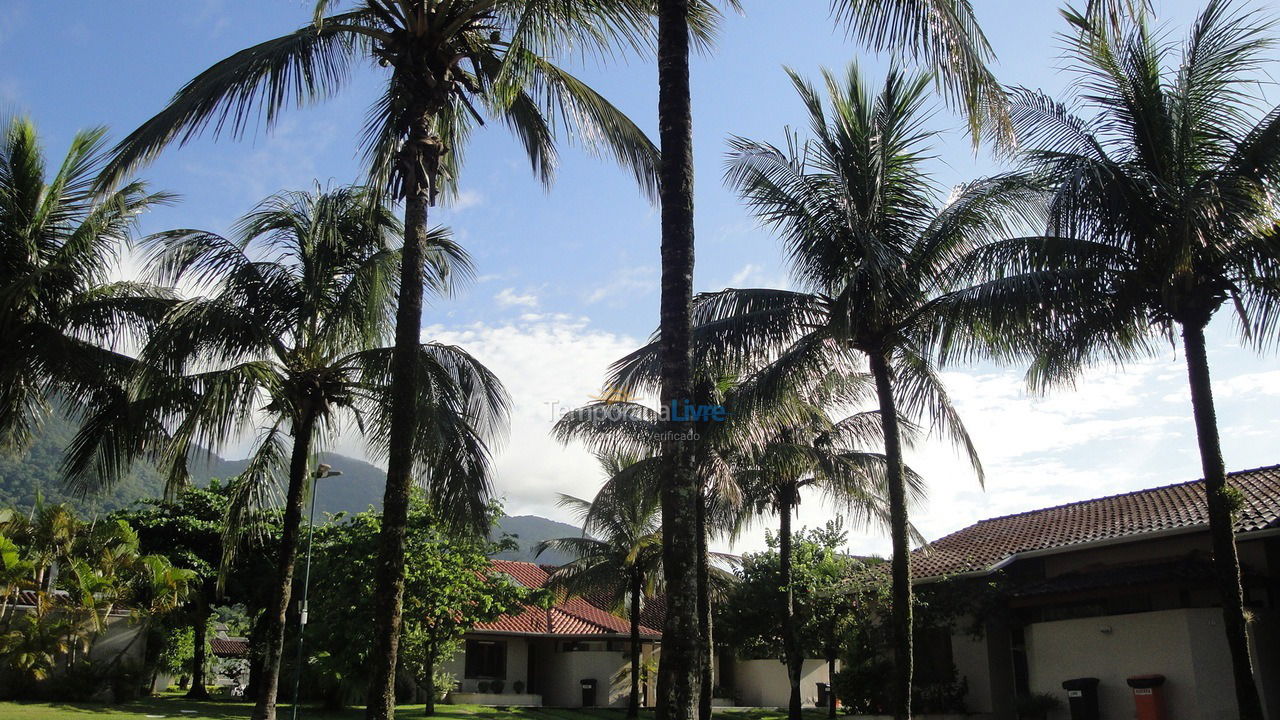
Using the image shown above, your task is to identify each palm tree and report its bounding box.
[652,3,1009,714]
[734,398,921,720]
[535,455,664,719]
[554,375,744,719]
[700,64,1042,719]
[94,6,664,716]
[940,4,1280,717]
[80,186,508,720]
[0,116,172,456]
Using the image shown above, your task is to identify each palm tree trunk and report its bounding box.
[365,103,441,720]
[869,351,912,720]
[655,1,702,719]
[697,493,713,720]
[251,409,317,720]
[1181,321,1263,720]
[629,570,644,719]
[779,485,802,720]
[186,597,211,700]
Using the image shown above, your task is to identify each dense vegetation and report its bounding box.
[2,2,1278,720]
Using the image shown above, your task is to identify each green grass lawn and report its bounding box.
[0,696,826,720]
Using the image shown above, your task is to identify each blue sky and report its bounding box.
[3,0,1279,554]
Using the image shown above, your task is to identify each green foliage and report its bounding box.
[299,494,527,708]
[0,502,194,699]
[0,116,174,457]
[156,625,196,677]
[720,523,874,662]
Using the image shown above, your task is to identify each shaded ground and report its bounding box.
[0,697,830,720]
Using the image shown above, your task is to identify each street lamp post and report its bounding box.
[290,463,342,720]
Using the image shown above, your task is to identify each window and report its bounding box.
[465,640,506,679]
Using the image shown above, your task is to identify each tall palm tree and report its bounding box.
[703,64,1042,719]
[0,116,172,456]
[77,186,508,720]
[652,3,1008,715]
[535,455,664,719]
[941,4,1280,717]
[554,374,745,719]
[735,399,920,720]
[94,6,663,716]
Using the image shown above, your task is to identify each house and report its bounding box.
[444,559,835,708]
[441,559,662,708]
[914,464,1280,720]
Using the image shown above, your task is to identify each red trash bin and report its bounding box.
[1127,674,1167,720]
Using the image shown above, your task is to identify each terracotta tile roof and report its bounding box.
[913,464,1280,581]
[475,560,661,639]
[211,637,249,658]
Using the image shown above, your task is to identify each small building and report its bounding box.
[443,559,836,709]
[915,464,1280,720]
[441,559,661,708]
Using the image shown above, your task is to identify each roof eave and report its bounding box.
[913,523,1280,585]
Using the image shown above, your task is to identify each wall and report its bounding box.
[87,616,147,666]
[951,628,993,712]
[537,649,630,707]
[734,658,830,708]
[441,636,531,694]
[1025,607,1229,720]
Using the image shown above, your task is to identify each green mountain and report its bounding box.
[491,514,585,565]
[0,413,239,515]
[0,416,581,562]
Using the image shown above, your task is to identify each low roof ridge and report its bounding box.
[969,463,1280,527]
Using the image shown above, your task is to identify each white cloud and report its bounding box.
[494,287,539,308]
[710,261,792,293]
[423,315,642,522]
[447,189,484,212]
[1217,370,1280,399]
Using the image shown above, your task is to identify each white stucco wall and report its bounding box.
[87,616,147,665]
[441,636,530,693]
[950,629,993,712]
[538,649,630,707]
[734,658,831,708]
[1025,607,1234,720]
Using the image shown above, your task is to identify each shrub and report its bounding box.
[490,679,505,693]
[832,659,891,715]
[512,680,525,694]
[434,669,457,700]
[1016,692,1061,720]
[477,680,490,693]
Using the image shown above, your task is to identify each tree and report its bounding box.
[114,483,237,698]
[553,373,745,720]
[942,4,1280,716]
[87,186,507,720]
[704,63,1039,719]
[827,0,1011,144]
[731,385,919,720]
[0,116,171,457]
[720,523,868,718]
[97,7,664,716]
[301,495,527,715]
[0,503,193,698]
[652,3,1008,714]
[535,455,665,719]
